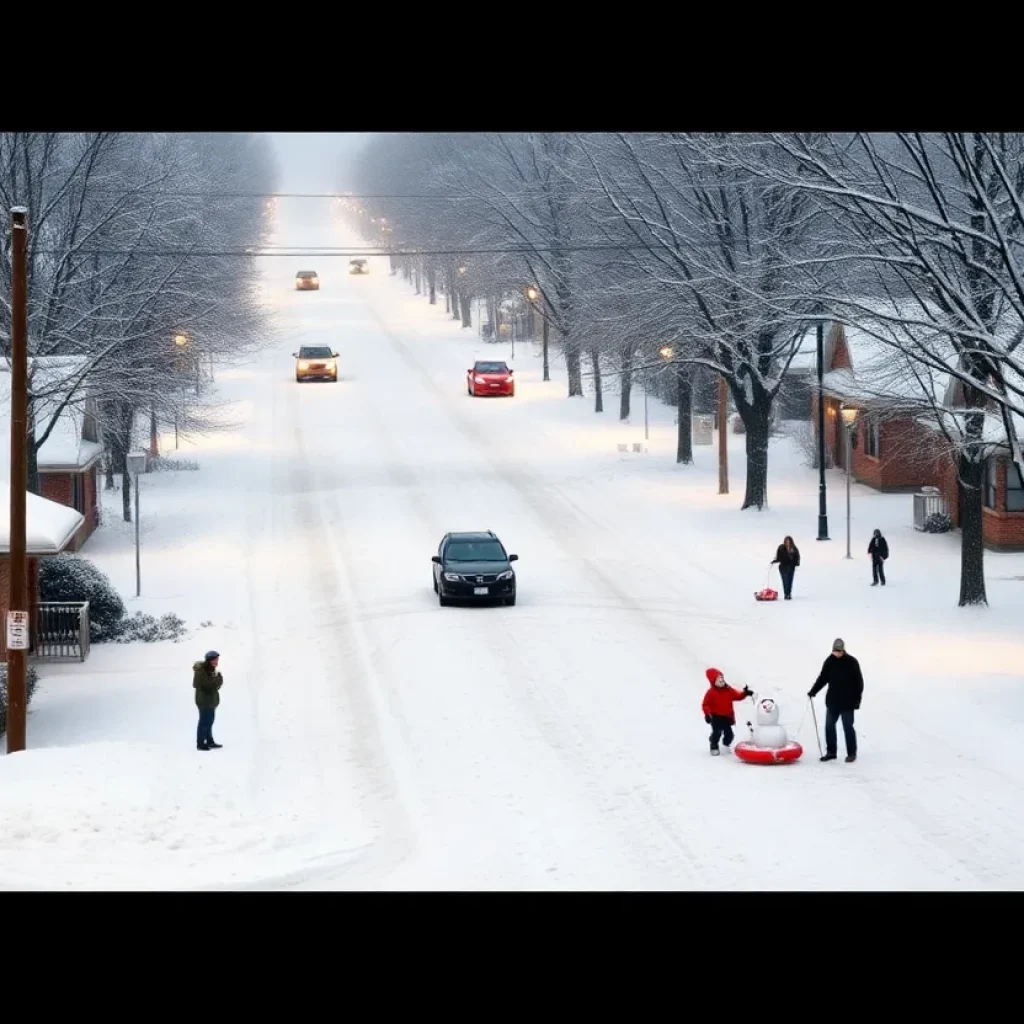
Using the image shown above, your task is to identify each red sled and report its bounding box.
[754,587,778,602]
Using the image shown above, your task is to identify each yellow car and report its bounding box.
[295,270,320,291]
[294,345,338,383]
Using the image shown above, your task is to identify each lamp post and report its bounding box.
[840,405,858,559]
[126,452,147,596]
[816,320,830,541]
[644,345,672,441]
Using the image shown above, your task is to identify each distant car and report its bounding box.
[349,258,369,275]
[431,531,518,606]
[293,345,338,382]
[467,360,514,397]
[295,270,320,290]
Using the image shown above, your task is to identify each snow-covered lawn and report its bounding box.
[2,197,1024,890]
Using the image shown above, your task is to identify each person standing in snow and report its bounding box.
[193,650,223,751]
[868,528,889,586]
[702,667,753,756]
[770,535,801,600]
[807,638,863,763]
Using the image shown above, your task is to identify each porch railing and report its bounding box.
[33,601,91,662]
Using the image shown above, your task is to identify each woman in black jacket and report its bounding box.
[868,528,889,586]
[771,536,800,600]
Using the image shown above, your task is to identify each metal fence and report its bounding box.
[913,487,947,530]
[33,601,91,662]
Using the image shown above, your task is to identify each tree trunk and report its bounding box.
[564,332,583,396]
[149,407,159,457]
[105,454,115,491]
[957,452,988,607]
[460,292,472,328]
[414,266,421,294]
[591,346,603,413]
[542,316,550,381]
[676,364,693,464]
[122,467,132,523]
[619,344,633,420]
[736,389,773,510]
[444,279,450,313]
[428,266,437,305]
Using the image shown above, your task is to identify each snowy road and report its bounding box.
[4,196,1023,890]
[233,200,1024,889]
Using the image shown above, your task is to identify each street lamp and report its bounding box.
[816,320,830,541]
[840,404,859,559]
[643,345,675,441]
[174,334,188,347]
[659,345,673,360]
[126,451,147,596]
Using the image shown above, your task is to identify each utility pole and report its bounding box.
[6,207,30,754]
[717,375,729,494]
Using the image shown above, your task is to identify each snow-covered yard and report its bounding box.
[2,197,1024,890]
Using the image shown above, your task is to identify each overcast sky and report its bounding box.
[266,133,371,194]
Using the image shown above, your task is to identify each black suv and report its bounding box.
[432,531,518,606]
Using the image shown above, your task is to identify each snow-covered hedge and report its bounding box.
[40,554,125,642]
[923,511,953,534]
[39,555,188,644]
[0,664,39,737]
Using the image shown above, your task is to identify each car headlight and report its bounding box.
[443,572,460,582]
[497,570,514,581]
[474,376,486,384]
[298,361,309,369]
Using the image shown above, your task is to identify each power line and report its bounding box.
[30,241,670,258]
[83,189,506,200]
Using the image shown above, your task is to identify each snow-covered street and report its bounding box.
[3,196,1024,889]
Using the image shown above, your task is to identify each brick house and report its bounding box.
[0,482,87,659]
[809,320,1024,551]
[0,357,104,552]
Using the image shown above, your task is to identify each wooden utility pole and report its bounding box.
[717,376,729,494]
[6,207,29,754]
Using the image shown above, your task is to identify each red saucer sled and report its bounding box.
[734,740,803,764]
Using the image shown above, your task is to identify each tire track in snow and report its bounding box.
[350,302,749,885]
[289,350,705,886]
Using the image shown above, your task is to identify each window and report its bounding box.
[984,458,998,510]
[1007,460,1024,513]
[864,417,880,458]
[71,473,88,515]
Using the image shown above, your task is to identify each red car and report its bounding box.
[467,360,514,397]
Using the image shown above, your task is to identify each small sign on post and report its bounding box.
[692,413,714,445]
[6,610,30,651]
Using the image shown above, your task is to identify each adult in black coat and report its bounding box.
[808,638,863,762]
[868,528,889,586]
[770,536,800,600]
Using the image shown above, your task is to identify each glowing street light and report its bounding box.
[659,345,673,360]
[526,286,538,301]
[174,333,188,347]
[458,264,467,275]
[840,404,859,559]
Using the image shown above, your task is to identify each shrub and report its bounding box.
[114,612,188,643]
[149,456,199,472]
[39,553,125,643]
[923,511,953,534]
[0,664,40,736]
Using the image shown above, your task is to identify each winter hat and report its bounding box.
[832,638,845,652]
[205,650,220,661]
[705,667,724,684]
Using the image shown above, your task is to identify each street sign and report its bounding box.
[6,610,29,650]
[693,413,714,445]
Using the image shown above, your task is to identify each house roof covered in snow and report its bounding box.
[0,357,104,472]
[0,482,84,555]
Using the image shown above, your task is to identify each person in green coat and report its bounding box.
[193,651,223,751]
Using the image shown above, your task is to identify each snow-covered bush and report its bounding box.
[923,511,953,534]
[114,612,187,643]
[39,555,189,644]
[786,420,831,470]
[0,664,40,737]
[39,554,125,642]
[149,456,199,472]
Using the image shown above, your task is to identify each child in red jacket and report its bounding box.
[702,667,752,756]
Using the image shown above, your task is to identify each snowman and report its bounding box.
[747,696,788,749]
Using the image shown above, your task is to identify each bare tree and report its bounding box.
[574,133,822,507]
[750,133,1024,604]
